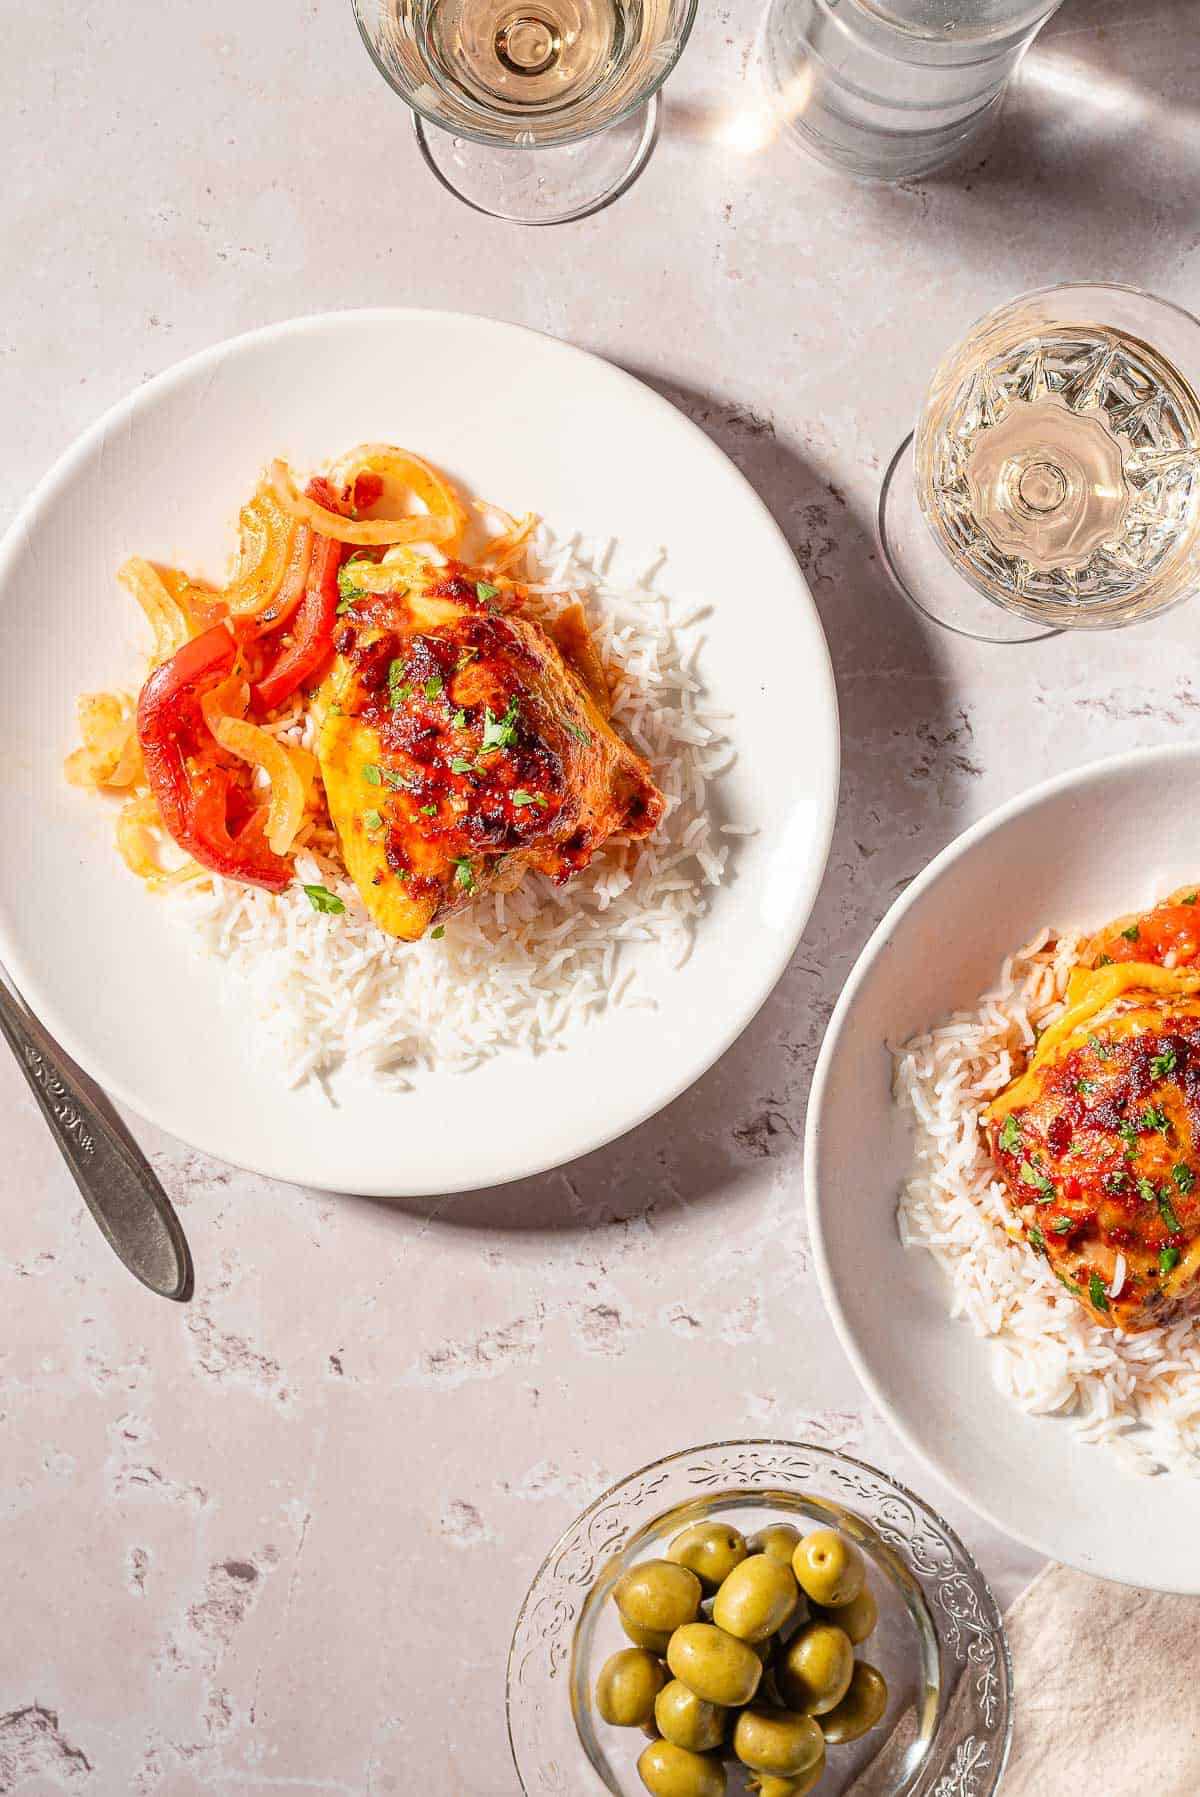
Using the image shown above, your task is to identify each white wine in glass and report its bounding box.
[352,0,695,224]
[879,285,1200,640]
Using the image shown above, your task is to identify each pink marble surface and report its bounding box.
[2,0,1199,1790]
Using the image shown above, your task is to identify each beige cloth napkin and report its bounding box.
[851,1563,1200,1793]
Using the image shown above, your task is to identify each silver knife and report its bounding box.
[0,977,192,1300]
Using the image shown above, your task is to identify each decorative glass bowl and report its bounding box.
[507,1441,1012,1797]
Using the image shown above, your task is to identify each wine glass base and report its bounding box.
[878,433,1061,643]
[412,98,659,226]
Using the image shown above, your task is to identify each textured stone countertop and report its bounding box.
[2,0,1198,1790]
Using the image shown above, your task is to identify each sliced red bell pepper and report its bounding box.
[250,477,347,713]
[136,623,291,893]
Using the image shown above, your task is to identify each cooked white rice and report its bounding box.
[175,527,736,1087]
[894,932,1200,1477]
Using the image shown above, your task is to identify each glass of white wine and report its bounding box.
[879,284,1200,641]
[352,0,696,225]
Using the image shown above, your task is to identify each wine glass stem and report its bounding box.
[409,93,660,225]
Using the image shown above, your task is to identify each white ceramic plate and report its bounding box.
[0,310,838,1197]
[806,743,1200,1593]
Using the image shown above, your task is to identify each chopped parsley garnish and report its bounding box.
[480,698,520,755]
[382,767,417,791]
[1056,1271,1083,1297]
[1088,1271,1110,1312]
[455,647,479,671]
[1097,953,1115,966]
[1150,1046,1178,1079]
[452,856,476,893]
[1184,893,1198,905]
[1139,1104,1171,1138]
[362,808,384,832]
[1173,1163,1196,1196]
[1118,1119,1140,1156]
[998,1114,1022,1155]
[1103,1170,1129,1195]
[1019,1161,1055,1202]
[419,802,437,817]
[1087,1032,1115,1060]
[1076,1076,1096,1098]
[303,884,344,915]
[567,720,592,746]
[430,925,445,939]
[388,660,412,706]
[335,596,360,617]
[1159,1190,1184,1236]
[452,708,467,730]
[1136,1176,1159,1206]
[512,789,549,809]
[1050,1216,1074,1234]
[1160,1245,1182,1276]
[424,674,444,700]
[450,755,476,776]
[476,580,500,605]
[1028,1226,1047,1253]
[363,764,382,786]
[337,562,369,603]
[1120,924,1140,942]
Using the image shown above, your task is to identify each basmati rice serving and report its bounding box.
[894,929,1200,1477]
[176,526,738,1087]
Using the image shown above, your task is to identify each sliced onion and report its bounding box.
[481,510,537,573]
[118,557,193,664]
[64,693,143,789]
[1109,1253,1127,1301]
[224,492,297,618]
[270,447,466,549]
[341,547,431,594]
[256,523,313,633]
[200,677,314,855]
[115,793,201,886]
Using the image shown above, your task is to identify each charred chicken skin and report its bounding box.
[984,889,1200,1332]
[315,556,665,939]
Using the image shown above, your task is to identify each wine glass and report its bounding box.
[351,0,696,226]
[878,283,1200,641]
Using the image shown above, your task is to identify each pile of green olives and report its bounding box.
[593,1518,890,1797]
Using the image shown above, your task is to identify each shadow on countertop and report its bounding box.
[851,0,1200,275]
[366,375,968,1235]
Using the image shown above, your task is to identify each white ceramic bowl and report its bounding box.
[0,309,838,1196]
[806,743,1200,1593]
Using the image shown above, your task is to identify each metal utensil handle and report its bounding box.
[0,981,192,1300]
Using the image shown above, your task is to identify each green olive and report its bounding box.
[775,1622,854,1716]
[654,1679,728,1752]
[621,1615,675,1655]
[668,1523,749,1593]
[711,1555,799,1643]
[615,1561,703,1635]
[637,1739,727,1797]
[747,1523,802,1565]
[666,1623,763,1708]
[791,1530,866,1609]
[812,1583,877,1645]
[819,1661,889,1744]
[747,1747,826,1796]
[732,1707,824,1778]
[596,1648,668,1728]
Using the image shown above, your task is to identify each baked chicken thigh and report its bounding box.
[315,556,664,939]
[984,889,1200,1332]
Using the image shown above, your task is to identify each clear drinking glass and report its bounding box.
[761,0,1063,182]
[878,283,1200,642]
[352,0,696,225]
[508,1440,1012,1797]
